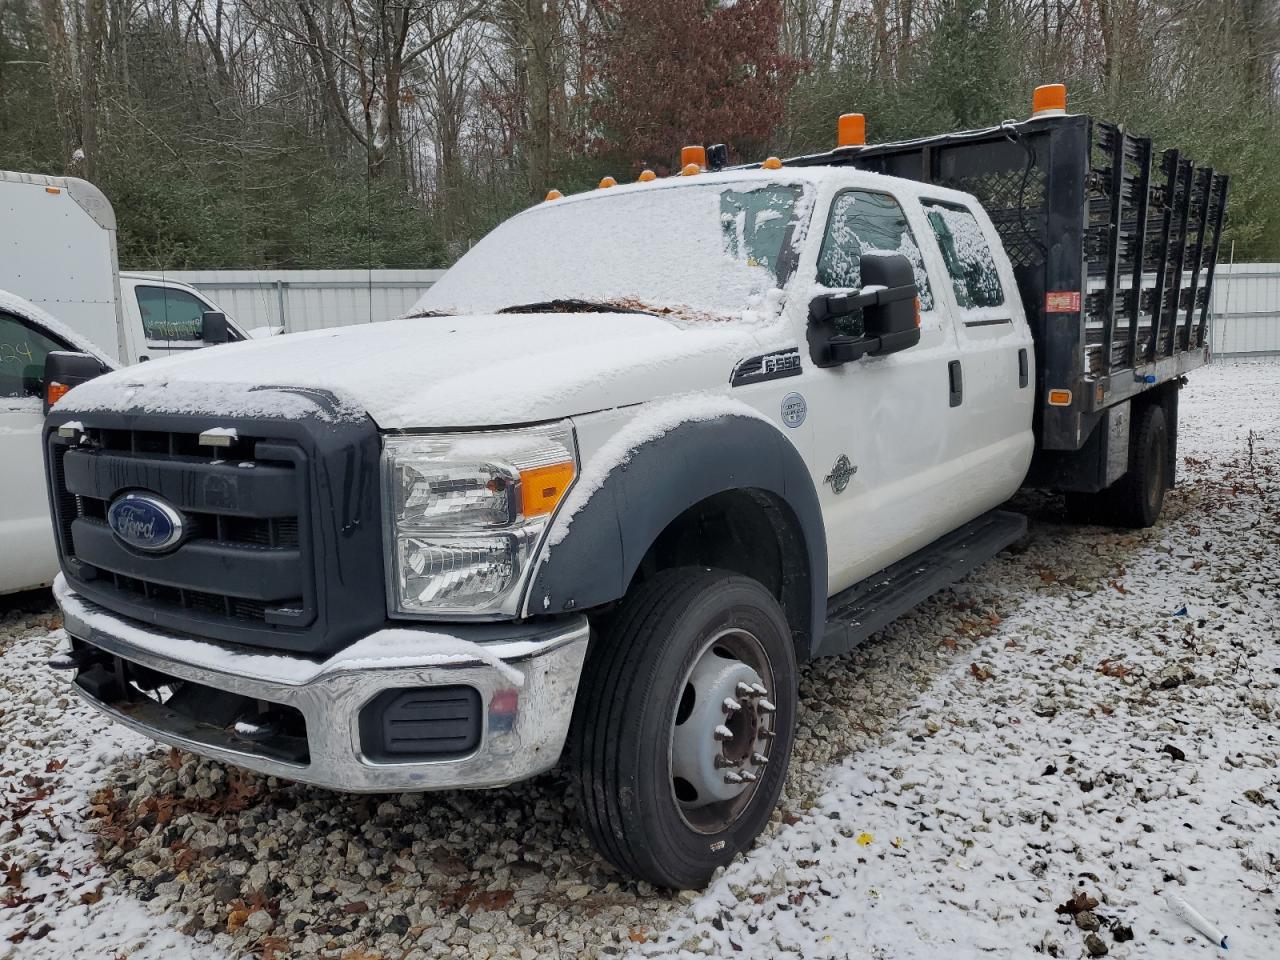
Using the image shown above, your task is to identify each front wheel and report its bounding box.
[572,568,798,889]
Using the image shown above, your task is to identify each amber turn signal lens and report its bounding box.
[637,169,657,182]
[46,381,70,406]
[520,461,576,518]
[837,113,866,148]
[680,145,707,170]
[1047,389,1073,407]
[681,162,701,176]
[544,189,563,201]
[598,176,617,188]
[761,156,783,170]
[1032,83,1067,116]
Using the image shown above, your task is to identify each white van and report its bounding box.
[0,171,247,364]
[1,171,247,594]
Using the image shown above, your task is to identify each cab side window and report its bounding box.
[0,312,69,400]
[922,201,1004,309]
[816,190,934,313]
[135,286,208,342]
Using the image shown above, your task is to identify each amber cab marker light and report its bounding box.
[1047,389,1073,407]
[680,144,707,171]
[598,176,617,189]
[837,113,866,148]
[544,188,563,201]
[45,186,61,195]
[46,381,71,407]
[638,169,657,182]
[521,461,576,518]
[761,156,783,170]
[1032,83,1067,118]
[681,162,701,177]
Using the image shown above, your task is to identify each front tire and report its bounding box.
[573,568,797,889]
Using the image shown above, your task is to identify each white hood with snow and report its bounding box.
[56,312,783,430]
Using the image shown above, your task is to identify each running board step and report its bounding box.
[817,509,1027,658]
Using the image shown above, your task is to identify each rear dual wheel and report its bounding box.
[1064,402,1170,529]
[572,568,797,889]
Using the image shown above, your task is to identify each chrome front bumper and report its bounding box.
[54,575,590,792]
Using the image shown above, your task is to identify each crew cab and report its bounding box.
[43,86,1226,889]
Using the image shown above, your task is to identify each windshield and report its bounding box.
[415,180,811,318]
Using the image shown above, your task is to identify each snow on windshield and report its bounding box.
[414,181,811,318]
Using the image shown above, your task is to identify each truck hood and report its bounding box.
[58,312,785,429]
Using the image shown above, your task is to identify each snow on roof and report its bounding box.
[0,288,116,367]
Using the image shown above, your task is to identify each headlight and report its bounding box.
[383,423,577,616]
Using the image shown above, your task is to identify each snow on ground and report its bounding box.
[642,359,1280,959]
[0,358,1275,960]
[0,608,225,960]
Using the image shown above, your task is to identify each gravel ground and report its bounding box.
[1,359,1276,959]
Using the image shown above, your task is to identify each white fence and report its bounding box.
[1210,263,1280,357]
[151,263,1278,356]
[154,269,445,334]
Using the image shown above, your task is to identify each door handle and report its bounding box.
[948,360,963,407]
[1018,348,1029,388]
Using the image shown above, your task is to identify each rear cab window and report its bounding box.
[921,200,1005,311]
[816,190,934,336]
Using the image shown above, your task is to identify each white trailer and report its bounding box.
[0,171,247,365]
[1,171,247,595]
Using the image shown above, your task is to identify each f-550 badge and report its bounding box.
[825,455,857,494]
[730,348,802,387]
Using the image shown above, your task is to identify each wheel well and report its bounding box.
[628,489,813,660]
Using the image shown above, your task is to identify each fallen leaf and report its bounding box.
[856,832,873,847]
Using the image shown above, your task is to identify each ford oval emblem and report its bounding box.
[106,493,185,552]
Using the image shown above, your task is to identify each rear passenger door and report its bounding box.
[919,198,1035,504]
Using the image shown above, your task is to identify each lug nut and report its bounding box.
[724,771,744,785]
[714,755,737,769]
[735,681,756,698]
[758,698,776,714]
[752,752,769,765]
[750,682,767,696]
[741,771,758,783]
[722,696,741,713]
[714,724,733,741]
[758,728,775,741]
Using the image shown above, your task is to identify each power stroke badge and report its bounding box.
[825,455,857,493]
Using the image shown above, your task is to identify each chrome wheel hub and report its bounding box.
[670,629,776,833]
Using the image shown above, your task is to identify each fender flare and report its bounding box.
[523,414,827,657]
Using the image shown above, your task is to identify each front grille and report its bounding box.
[50,423,314,643]
[47,405,387,656]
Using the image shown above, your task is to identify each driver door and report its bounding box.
[0,311,71,593]
[804,188,962,593]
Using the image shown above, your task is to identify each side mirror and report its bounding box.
[43,351,109,413]
[807,253,922,368]
[201,310,230,345]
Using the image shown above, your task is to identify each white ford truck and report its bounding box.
[44,89,1226,888]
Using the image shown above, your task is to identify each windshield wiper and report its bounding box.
[497,298,657,316]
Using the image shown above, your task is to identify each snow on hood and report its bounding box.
[58,311,786,429]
